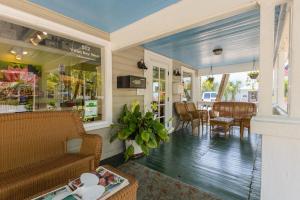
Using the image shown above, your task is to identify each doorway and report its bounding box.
[144,50,173,130]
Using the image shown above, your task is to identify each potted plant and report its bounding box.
[207,77,214,83]
[110,102,169,161]
[248,71,259,79]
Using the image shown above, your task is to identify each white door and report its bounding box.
[152,65,169,125]
[144,50,173,130]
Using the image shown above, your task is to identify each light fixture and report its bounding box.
[30,31,48,46]
[9,47,28,60]
[213,47,223,56]
[30,38,38,46]
[137,59,147,70]
[15,54,22,60]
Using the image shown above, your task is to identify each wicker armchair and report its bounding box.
[174,102,200,134]
[0,111,102,200]
[185,102,209,134]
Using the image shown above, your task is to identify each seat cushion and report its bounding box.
[0,154,94,200]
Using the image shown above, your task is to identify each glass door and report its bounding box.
[152,66,167,125]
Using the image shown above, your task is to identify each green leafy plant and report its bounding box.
[248,71,259,79]
[110,102,169,161]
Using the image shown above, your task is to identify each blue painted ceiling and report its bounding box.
[30,0,179,32]
[144,7,281,69]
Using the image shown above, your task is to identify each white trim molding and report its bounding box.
[0,3,113,131]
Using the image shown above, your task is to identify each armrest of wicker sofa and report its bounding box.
[80,134,102,168]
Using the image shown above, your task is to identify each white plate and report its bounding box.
[80,173,99,186]
[80,185,105,200]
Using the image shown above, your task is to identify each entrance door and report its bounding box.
[152,65,168,125]
[144,50,172,130]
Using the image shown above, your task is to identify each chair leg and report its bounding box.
[186,121,191,128]
[175,119,181,131]
[240,124,244,140]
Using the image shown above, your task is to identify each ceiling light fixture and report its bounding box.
[37,34,42,40]
[30,38,38,46]
[9,47,28,60]
[213,48,223,55]
[30,31,48,46]
[15,54,22,60]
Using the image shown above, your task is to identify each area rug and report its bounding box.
[118,161,221,200]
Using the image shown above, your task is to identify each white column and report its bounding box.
[258,1,275,116]
[277,52,287,109]
[289,0,300,117]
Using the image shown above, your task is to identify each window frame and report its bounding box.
[0,4,113,131]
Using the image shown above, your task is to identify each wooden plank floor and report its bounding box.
[136,127,262,200]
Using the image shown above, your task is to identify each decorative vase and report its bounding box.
[125,140,143,157]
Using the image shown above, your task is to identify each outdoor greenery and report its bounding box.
[201,79,219,92]
[110,102,169,161]
[224,81,242,101]
[284,79,288,97]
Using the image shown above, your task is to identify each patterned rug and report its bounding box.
[118,161,221,200]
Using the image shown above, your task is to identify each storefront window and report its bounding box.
[0,20,103,122]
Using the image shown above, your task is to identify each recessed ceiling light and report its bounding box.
[42,31,48,35]
[16,55,22,60]
[10,50,16,54]
[22,51,28,55]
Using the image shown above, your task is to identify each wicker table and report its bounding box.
[210,117,234,138]
[26,165,138,200]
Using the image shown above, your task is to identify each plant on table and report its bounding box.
[110,101,169,161]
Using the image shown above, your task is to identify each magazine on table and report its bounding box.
[32,166,129,200]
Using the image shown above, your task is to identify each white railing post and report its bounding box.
[258,0,275,116]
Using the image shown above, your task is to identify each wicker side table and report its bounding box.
[209,117,234,138]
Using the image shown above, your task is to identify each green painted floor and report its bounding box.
[136,127,262,200]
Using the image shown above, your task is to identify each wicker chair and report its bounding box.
[174,102,200,135]
[185,102,209,134]
[0,111,138,200]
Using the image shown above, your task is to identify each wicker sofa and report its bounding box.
[0,111,102,200]
[210,102,257,137]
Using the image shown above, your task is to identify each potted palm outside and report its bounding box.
[110,102,169,161]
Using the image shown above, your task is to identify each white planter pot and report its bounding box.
[125,140,143,155]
